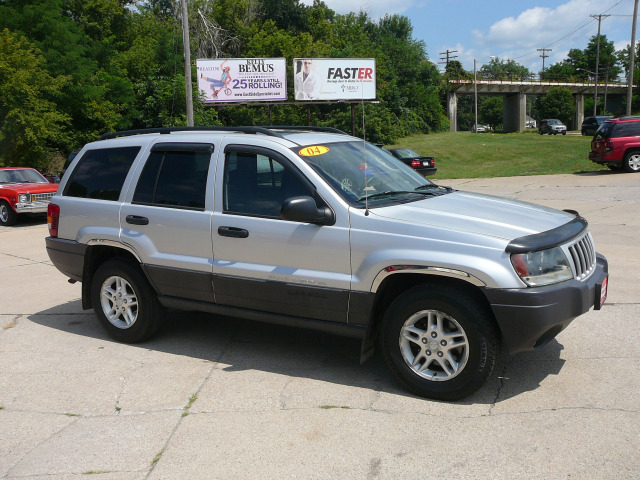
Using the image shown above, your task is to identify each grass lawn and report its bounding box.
[387,131,610,179]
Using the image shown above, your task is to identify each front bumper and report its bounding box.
[483,254,608,355]
[14,201,51,214]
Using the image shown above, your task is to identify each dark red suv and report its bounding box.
[589,116,640,172]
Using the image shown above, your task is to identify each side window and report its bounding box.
[611,122,640,138]
[223,151,310,217]
[64,147,140,200]
[133,149,211,210]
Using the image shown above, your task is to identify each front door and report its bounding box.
[211,141,351,323]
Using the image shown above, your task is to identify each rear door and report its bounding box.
[211,140,351,323]
[120,142,216,302]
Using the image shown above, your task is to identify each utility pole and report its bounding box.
[474,59,478,132]
[439,49,458,69]
[181,0,194,126]
[627,0,638,115]
[537,48,552,72]
[591,14,610,116]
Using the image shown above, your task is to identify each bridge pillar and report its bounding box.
[503,93,526,133]
[447,92,458,132]
[573,94,584,131]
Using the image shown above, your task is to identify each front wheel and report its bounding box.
[0,200,17,226]
[623,151,640,173]
[562,131,566,135]
[91,258,164,343]
[380,284,499,401]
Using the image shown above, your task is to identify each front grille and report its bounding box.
[32,192,55,202]
[567,233,596,281]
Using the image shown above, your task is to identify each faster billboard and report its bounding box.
[294,58,376,101]
[197,58,287,103]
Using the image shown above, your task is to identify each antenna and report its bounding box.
[361,79,369,216]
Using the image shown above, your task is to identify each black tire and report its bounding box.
[581,130,586,136]
[380,284,499,401]
[623,150,640,173]
[91,258,164,343]
[562,131,566,135]
[0,200,17,226]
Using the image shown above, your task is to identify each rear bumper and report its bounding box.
[45,237,86,282]
[415,166,437,176]
[589,151,620,166]
[483,254,608,355]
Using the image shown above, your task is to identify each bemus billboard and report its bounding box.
[293,58,376,101]
[196,58,287,103]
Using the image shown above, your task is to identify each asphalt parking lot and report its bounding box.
[1,172,639,479]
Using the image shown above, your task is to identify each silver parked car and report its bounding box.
[539,119,567,135]
[46,126,608,401]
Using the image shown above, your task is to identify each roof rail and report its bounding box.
[264,126,349,135]
[98,126,285,140]
[618,115,640,121]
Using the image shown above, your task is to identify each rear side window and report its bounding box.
[133,148,212,210]
[64,147,140,200]
[610,122,640,138]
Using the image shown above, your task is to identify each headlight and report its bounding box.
[18,194,30,203]
[510,246,573,286]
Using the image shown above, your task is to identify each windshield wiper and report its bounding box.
[357,190,440,202]
[414,184,453,193]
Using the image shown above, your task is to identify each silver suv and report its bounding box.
[46,126,608,400]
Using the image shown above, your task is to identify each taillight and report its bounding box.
[47,203,60,237]
[605,139,614,151]
[411,160,421,168]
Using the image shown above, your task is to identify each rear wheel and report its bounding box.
[91,258,164,342]
[380,284,499,401]
[623,151,640,173]
[0,200,17,226]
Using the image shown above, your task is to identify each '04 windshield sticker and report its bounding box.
[299,145,329,157]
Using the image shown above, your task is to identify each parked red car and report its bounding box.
[589,116,640,172]
[0,168,59,226]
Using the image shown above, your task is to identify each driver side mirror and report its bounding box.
[280,196,335,226]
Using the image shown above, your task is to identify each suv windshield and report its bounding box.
[547,119,562,125]
[295,141,444,207]
[0,168,47,185]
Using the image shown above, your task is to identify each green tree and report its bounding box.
[537,87,575,124]
[0,29,69,170]
[479,97,503,131]
[479,57,531,81]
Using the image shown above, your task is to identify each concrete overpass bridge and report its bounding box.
[447,78,630,132]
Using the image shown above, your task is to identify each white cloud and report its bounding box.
[473,0,634,72]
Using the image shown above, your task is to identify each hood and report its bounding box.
[0,182,58,194]
[370,191,576,242]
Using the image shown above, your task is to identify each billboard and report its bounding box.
[196,58,287,103]
[294,58,376,101]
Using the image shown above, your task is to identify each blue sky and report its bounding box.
[302,0,637,77]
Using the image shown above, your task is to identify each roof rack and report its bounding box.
[99,125,351,141]
[618,115,640,121]
[99,126,285,140]
[264,126,349,135]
